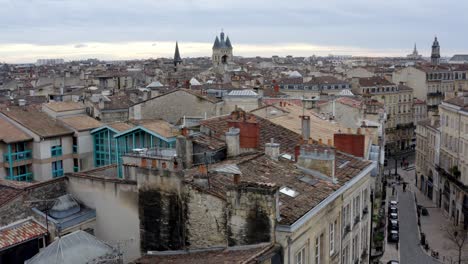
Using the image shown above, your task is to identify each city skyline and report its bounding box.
[1,0,468,62]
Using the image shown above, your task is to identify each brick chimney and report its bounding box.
[301,115,311,140]
[333,133,365,158]
[227,110,259,151]
[265,138,280,160]
[297,144,336,181]
[193,164,209,187]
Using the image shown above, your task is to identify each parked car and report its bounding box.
[389,206,398,214]
[387,261,399,264]
[389,212,398,220]
[388,230,399,243]
[388,219,399,231]
[389,200,398,207]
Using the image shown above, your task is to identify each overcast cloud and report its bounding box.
[0,0,467,62]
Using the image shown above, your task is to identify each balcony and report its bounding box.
[3,150,32,163]
[51,146,63,157]
[436,165,467,192]
[396,122,415,129]
[427,91,443,97]
[6,172,33,182]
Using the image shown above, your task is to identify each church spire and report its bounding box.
[174,41,182,66]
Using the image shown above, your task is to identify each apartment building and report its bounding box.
[42,102,103,172]
[437,95,468,227]
[0,119,34,181]
[0,107,74,181]
[353,77,414,153]
[393,64,468,114]
[415,116,441,205]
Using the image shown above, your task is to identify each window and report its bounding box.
[52,160,63,178]
[329,220,336,255]
[295,246,306,264]
[51,145,62,157]
[342,245,349,264]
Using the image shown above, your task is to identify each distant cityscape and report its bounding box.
[0,31,467,264]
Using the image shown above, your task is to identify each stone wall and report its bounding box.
[226,183,277,246]
[129,90,222,124]
[186,186,227,248]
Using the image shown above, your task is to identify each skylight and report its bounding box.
[280,186,299,197]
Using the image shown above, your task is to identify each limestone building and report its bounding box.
[352,77,414,153]
[212,31,233,72]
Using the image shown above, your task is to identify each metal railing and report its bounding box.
[7,172,33,182]
[3,150,32,162]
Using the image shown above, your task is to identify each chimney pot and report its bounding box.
[318,138,323,145]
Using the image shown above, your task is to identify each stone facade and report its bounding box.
[129,90,223,124]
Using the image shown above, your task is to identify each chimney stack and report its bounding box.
[297,144,336,181]
[265,138,280,160]
[301,115,311,140]
[226,127,240,157]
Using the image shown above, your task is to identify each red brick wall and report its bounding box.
[227,120,259,148]
[333,134,365,158]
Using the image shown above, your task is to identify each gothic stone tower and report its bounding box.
[174,42,182,72]
[212,31,233,70]
[431,36,440,65]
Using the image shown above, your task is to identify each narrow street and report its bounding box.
[398,189,439,264]
[381,154,440,264]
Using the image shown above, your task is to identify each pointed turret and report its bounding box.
[174,42,182,66]
[213,36,220,49]
[225,36,232,49]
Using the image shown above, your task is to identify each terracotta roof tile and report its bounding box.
[0,218,47,250]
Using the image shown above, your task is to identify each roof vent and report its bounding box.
[298,175,319,186]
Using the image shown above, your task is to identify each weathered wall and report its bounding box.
[129,90,222,124]
[185,186,227,248]
[226,184,277,246]
[66,176,140,263]
[138,188,187,251]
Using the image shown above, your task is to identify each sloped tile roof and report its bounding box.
[0,218,47,250]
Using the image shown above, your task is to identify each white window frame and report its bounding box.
[295,245,306,264]
[329,221,335,255]
[315,236,321,264]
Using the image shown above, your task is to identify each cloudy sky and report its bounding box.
[0,0,467,63]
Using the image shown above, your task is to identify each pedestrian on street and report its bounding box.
[392,185,395,196]
[403,182,407,192]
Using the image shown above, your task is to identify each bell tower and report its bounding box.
[431,36,440,65]
[212,30,233,71]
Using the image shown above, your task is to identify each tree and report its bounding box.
[445,225,468,264]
